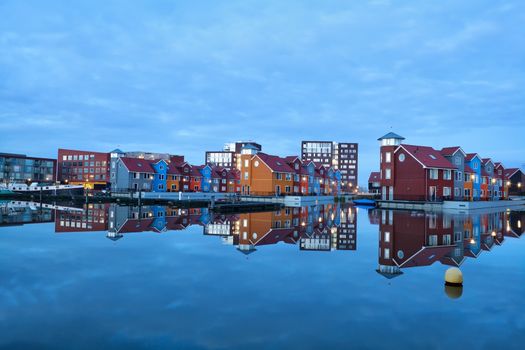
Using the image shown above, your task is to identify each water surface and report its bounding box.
[1,202,524,349]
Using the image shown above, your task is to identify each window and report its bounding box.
[455,157,461,165]
[384,248,390,259]
[398,153,405,162]
[428,235,438,246]
[244,160,249,168]
[429,169,438,179]
[285,186,291,193]
[444,170,452,180]
[276,173,282,180]
[384,231,390,242]
[443,187,451,196]
[385,152,391,163]
[454,187,460,197]
[385,168,391,180]
[244,172,248,180]
[285,173,291,181]
[455,171,462,181]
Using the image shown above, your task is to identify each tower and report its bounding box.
[377,132,405,201]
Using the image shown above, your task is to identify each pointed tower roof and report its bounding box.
[377,132,405,141]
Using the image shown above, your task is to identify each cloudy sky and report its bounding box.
[1,0,524,184]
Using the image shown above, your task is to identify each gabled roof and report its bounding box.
[482,158,494,166]
[190,167,202,177]
[167,164,182,175]
[464,165,475,173]
[440,146,466,157]
[378,132,405,141]
[396,144,455,169]
[119,157,155,173]
[465,153,481,162]
[284,155,301,163]
[368,171,380,182]
[504,168,523,178]
[494,162,504,170]
[256,153,294,173]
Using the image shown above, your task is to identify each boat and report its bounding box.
[352,199,377,207]
[3,183,84,195]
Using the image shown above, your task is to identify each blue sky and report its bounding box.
[0,0,524,185]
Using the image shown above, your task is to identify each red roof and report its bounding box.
[284,156,300,163]
[504,168,522,178]
[482,158,493,165]
[167,164,182,175]
[465,153,480,161]
[120,157,155,173]
[398,145,455,169]
[257,153,294,173]
[368,171,380,182]
[481,170,490,177]
[440,146,464,157]
[464,165,475,173]
[190,167,202,177]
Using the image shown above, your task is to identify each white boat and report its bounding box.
[4,182,84,193]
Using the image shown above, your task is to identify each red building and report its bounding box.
[55,203,110,233]
[368,171,381,194]
[378,133,455,201]
[57,148,110,189]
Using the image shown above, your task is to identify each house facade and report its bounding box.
[368,171,381,194]
[378,133,455,201]
[504,168,524,196]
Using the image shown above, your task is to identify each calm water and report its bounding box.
[1,201,524,350]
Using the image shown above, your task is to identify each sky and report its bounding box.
[0,0,524,186]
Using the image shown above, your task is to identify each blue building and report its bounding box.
[466,153,482,200]
[151,160,168,192]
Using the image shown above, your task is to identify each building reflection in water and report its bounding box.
[2,200,523,274]
[101,203,358,255]
[0,201,55,226]
[371,208,524,279]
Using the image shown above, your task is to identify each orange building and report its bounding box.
[463,165,474,201]
[239,146,295,196]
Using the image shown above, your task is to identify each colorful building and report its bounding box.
[239,146,295,196]
[504,168,524,196]
[378,133,455,201]
[465,153,482,201]
[57,148,110,189]
[368,171,381,194]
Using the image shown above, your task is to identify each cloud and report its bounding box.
[0,0,524,185]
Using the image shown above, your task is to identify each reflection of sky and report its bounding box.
[1,210,525,349]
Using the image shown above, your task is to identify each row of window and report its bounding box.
[62,154,98,161]
[62,161,107,167]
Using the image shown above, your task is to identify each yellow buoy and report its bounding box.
[444,267,463,286]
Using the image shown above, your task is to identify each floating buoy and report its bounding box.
[444,267,463,287]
